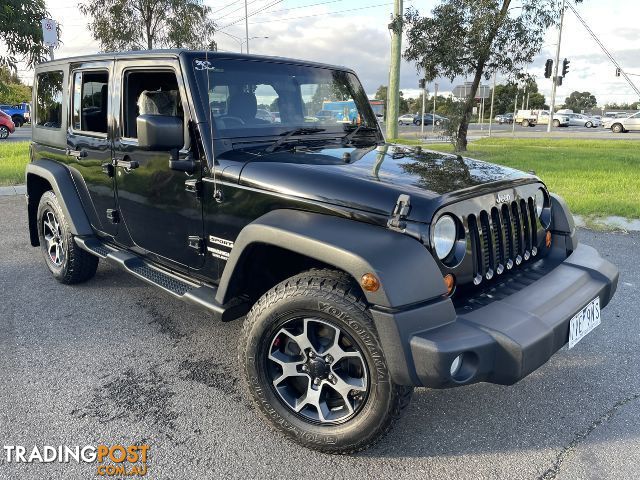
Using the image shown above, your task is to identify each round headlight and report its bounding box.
[535,188,546,217]
[433,215,457,260]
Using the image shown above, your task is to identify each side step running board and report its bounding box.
[74,236,248,321]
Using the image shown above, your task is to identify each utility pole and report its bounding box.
[548,0,565,133]
[512,93,518,134]
[385,0,403,140]
[488,71,496,137]
[244,0,250,54]
[432,82,438,133]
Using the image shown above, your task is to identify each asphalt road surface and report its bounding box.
[2,125,31,143]
[1,194,639,479]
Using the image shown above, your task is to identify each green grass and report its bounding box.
[397,138,640,219]
[0,142,29,186]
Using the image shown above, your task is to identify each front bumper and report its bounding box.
[370,242,619,388]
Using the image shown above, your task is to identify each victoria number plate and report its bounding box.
[568,297,601,349]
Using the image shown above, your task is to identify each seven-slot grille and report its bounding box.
[466,197,540,285]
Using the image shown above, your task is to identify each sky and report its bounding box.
[14,0,640,108]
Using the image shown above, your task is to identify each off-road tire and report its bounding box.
[37,190,98,284]
[239,268,413,454]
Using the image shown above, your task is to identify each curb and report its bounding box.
[0,185,26,196]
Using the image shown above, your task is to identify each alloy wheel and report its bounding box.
[267,317,369,425]
[0,126,8,139]
[43,209,65,267]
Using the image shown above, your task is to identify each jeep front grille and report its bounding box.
[467,197,539,285]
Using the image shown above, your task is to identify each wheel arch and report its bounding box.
[26,160,93,247]
[216,209,447,309]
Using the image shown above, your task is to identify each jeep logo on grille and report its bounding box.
[496,192,512,204]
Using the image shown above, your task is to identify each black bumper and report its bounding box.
[370,243,619,388]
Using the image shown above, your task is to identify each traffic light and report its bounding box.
[418,79,426,89]
[544,59,553,78]
[562,58,570,77]
[616,67,621,77]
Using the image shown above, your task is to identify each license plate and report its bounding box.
[568,297,601,349]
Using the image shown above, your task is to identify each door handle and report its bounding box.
[66,148,87,158]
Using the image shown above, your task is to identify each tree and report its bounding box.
[0,0,54,70]
[0,66,32,103]
[404,0,568,151]
[79,0,216,51]
[563,91,597,112]
[604,101,640,111]
[492,79,547,115]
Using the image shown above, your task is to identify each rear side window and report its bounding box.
[36,71,64,128]
[72,71,109,134]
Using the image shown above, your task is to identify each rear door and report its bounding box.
[66,61,118,237]
[625,112,640,131]
[112,58,205,270]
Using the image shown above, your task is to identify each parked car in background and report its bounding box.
[494,113,514,124]
[256,108,274,123]
[271,111,281,123]
[565,113,601,128]
[516,110,569,127]
[0,109,16,139]
[0,102,30,127]
[604,111,640,133]
[398,114,416,125]
[414,113,448,126]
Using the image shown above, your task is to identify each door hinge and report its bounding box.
[188,236,205,255]
[185,179,202,198]
[106,209,120,224]
[387,194,411,231]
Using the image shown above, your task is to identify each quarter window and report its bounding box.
[36,71,63,128]
[72,71,109,134]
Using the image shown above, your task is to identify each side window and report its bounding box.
[122,70,184,139]
[72,71,109,134]
[36,70,63,128]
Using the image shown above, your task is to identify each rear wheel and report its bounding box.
[585,121,593,128]
[612,123,624,133]
[11,116,22,128]
[0,126,8,139]
[37,191,98,284]
[522,119,530,127]
[240,269,413,453]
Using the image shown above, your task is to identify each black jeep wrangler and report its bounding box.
[27,50,618,453]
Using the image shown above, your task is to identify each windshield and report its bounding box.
[193,58,379,152]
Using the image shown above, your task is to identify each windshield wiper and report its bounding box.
[341,125,378,146]
[264,127,326,153]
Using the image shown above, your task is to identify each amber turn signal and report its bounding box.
[361,273,380,292]
[443,274,455,296]
[545,230,552,248]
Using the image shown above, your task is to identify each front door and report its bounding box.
[66,61,118,237]
[112,59,204,270]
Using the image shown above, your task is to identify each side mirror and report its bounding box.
[137,114,184,150]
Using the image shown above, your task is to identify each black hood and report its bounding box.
[234,144,538,222]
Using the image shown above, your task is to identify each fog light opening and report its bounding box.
[449,352,479,383]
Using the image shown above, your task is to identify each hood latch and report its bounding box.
[387,194,411,231]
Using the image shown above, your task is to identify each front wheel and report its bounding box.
[553,119,561,127]
[239,269,413,453]
[522,119,530,127]
[0,126,8,139]
[585,121,593,128]
[37,191,99,284]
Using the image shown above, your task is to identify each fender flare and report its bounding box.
[26,160,93,245]
[216,209,446,309]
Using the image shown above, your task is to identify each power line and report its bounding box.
[248,2,394,25]
[218,0,285,29]
[217,0,264,20]
[567,2,640,99]
[211,0,244,15]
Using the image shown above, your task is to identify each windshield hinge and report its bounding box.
[387,194,411,231]
[185,179,202,198]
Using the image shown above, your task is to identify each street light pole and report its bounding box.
[244,0,250,54]
[432,83,438,134]
[385,0,403,140]
[548,0,566,133]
